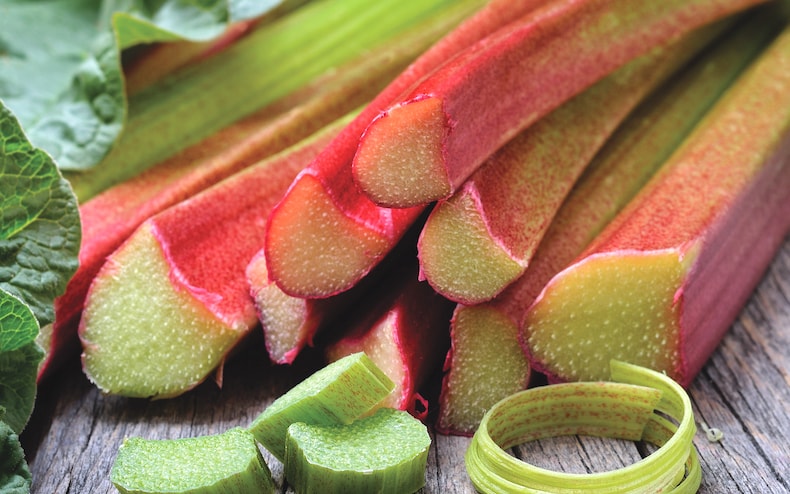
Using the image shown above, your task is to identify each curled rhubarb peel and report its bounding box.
[110,428,275,494]
[248,352,394,462]
[523,20,790,386]
[352,0,769,208]
[264,0,548,299]
[434,9,780,436]
[465,360,700,493]
[284,408,431,494]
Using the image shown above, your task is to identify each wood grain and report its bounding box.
[21,235,789,493]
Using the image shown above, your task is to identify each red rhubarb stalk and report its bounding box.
[264,0,550,299]
[434,11,779,434]
[352,0,769,208]
[324,263,453,418]
[522,22,790,387]
[416,25,721,305]
[39,38,415,380]
[78,119,348,398]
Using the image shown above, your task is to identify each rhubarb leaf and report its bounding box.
[0,0,286,171]
[0,420,32,494]
[0,290,42,435]
[0,103,81,328]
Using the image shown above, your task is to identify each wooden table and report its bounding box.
[21,236,789,493]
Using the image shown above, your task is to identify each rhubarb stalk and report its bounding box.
[416,25,721,305]
[40,15,440,380]
[352,0,769,208]
[523,21,790,387]
[65,0,467,201]
[435,10,779,434]
[324,261,453,417]
[79,119,347,398]
[264,0,547,299]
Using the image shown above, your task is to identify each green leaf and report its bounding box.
[0,0,287,171]
[0,420,32,494]
[0,290,43,435]
[0,102,81,328]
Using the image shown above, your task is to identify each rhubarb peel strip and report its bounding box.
[465,360,700,493]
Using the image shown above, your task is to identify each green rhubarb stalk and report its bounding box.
[248,352,394,462]
[110,428,275,494]
[523,19,790,387]
[465,360,700,493]
[285,408,431,494]
[416,24,722,305]
[65,0,463,201]
[436,10,779,435]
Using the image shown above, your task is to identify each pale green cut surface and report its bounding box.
[438,306,529,435]
[326,312,406,409]
[525,251,689,382]
[81,222,240,398]
[111,427,275,494]
[285,408,430,494]
[420,192,522,303]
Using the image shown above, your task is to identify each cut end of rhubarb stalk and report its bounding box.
[284,408,430,494]
[80,223,241,399]
[111,427,275,494]
[437,305,530,436]
[419,190,523,304]
[266,173,391,298]
[524,250,693,384]
[247,250,312,364]
[353,97,450,208]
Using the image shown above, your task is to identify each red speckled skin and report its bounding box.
[527,26,790,387]
[325,263,453,419]
[146,128,341,330]
[355,0,768,202]
[265,0,550,295]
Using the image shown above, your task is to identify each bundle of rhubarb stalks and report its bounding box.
[46,0,790,438]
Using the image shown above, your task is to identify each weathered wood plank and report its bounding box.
[21,236,790,493]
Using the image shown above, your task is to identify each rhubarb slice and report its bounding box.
[352,0,768,208]
[436,11,778,435]
[416,26,720,305]
[41,17,435,381]
[248,352,394,462]
[523,22,790,387]
[79,120,345,399]
[264,0,548,299]
[284,408,431,494]
[324,263,453,416]
[110,428,275,494]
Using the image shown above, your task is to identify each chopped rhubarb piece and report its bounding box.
[79,122,345,398]
[264,0,549,299]
[324,262,452,417]
[523,23,790,387]
[417,26,721,305]
[435,11,779,434]
[352,0,768,208]
[248,352,394,462]
[40,20,431,380]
